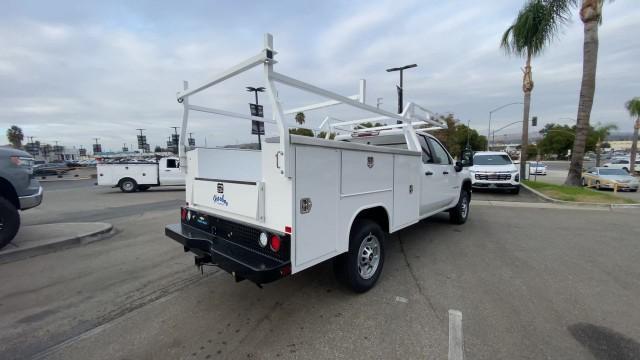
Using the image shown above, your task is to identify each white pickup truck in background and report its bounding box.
[165,34,473,292]
[97,157,185,192]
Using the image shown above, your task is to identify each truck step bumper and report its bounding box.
[165,223,290,285]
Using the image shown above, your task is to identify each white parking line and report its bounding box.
[448,309,464,360]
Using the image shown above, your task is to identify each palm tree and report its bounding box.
[501,0,571,176]
[564,0,608,185]
[295,112,306,126]
[6,125,24,148]
[625,97,640,173]
[592,123,617,166]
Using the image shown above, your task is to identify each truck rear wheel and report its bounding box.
[119,178,138,193]
[334,219,385,293]
[0,197,20,250]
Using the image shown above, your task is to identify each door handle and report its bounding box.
[425,171,433,176]
[164,169,171,172]
[443,171,449,175]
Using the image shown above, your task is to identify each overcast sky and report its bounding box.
[1,0,638,151]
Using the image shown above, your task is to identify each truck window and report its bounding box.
[427,138,452,165]
[166,159,179,168]
[417,135,433,164]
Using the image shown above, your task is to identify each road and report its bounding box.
[1,181,639,359]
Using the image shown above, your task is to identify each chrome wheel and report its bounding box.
[122,181,134,191]
[358,233,380,280]
[460,194,468,219]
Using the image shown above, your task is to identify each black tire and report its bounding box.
[334,219,385,293]
[511,186,520,195]
[0,197,20,250]
[449,190,470,225]
[595,180,601,190]
[119,178,138,193]
[138,185,150,191]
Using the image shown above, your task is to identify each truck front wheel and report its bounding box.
[449,190,470,224]
[119,178,138,193]
[0,197,20,250]
[334,219,386,293]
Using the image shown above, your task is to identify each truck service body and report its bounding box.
[165,34,472,292]
[97,157,184,192]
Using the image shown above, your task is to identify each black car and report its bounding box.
[33,163,70,176]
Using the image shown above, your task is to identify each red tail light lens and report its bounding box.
[181,208,187,220]
[270,235,281,252]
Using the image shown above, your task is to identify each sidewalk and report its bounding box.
[0,222,113,264]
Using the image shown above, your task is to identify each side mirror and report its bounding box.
[454,161,463,172]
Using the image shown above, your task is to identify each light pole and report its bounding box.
[247,86,266,150]
[487,102,523,150]
[386,64,417,122]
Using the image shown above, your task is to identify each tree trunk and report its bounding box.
[630,118,639,174]
[565,18,599,186]
[520,54,533,178]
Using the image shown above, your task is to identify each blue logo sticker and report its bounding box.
[213,194,229,207]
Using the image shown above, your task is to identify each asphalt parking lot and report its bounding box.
[1,180,639,359]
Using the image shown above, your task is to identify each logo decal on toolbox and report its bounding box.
[217,182,224,193]
[213,194,229,206]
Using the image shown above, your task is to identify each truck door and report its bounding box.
[425,137,458,207]
[418,135,448,216]
[159,158,183,185]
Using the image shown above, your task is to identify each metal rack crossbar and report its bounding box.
[176,33,444,177]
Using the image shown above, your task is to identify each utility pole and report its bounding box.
[386,64,417,123]
[136,128,147,153]
[247,86,265,150]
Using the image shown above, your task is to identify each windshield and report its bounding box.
[474,154,512,165]
[599,169,630,175]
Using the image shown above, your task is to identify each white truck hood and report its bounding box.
[469,164,518,173]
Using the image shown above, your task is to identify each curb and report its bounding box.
[0,223,114,264]
[521,183,640,209]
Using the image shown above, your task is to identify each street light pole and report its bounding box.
[246,86,266,150]
[386,64,417,123]
[487,102,524,150]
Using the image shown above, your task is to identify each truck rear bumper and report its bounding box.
[165,223,290,285]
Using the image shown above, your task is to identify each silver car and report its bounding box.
[581,167,639,192]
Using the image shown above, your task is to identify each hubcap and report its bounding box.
[460,194,468,218]
[358,233,380,280]
[123,182,133,191]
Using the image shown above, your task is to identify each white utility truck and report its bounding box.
[165,34,473,292]
[97,157,184,192]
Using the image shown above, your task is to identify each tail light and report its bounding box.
[270,235,281,252]
[181,208,187,221]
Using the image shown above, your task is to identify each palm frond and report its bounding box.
[500,0,573,58]
[626,97,640,118]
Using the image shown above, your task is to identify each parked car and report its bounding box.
[33,163,70,176]
[529,162,547,176]
[0,148,43,249]
[469,151,520,194]
[602,159,640,172]
[581,167,639,192]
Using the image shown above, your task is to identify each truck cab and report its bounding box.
[0,147,43,249]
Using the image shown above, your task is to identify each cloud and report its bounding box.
[0,0,638,151]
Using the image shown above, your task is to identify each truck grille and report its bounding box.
[183,209,290,261]
[475,173,511,181]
